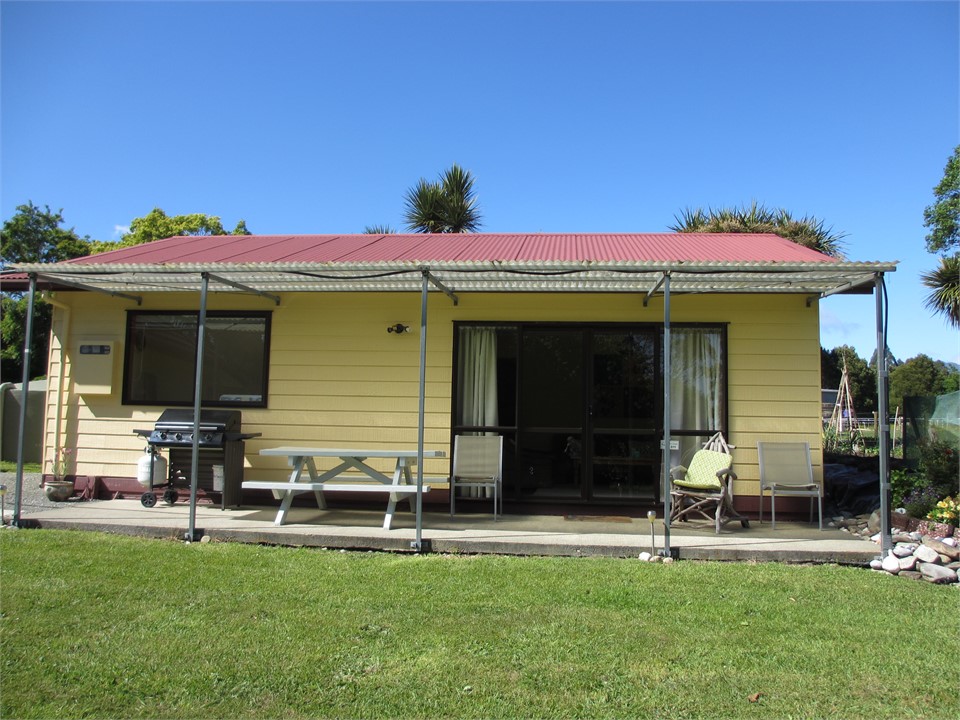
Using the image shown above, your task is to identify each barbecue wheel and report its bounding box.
[163,489,178,505]
[140,492,157,508]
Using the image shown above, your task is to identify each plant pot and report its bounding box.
[44,480,74,502]
[923,521,956,539]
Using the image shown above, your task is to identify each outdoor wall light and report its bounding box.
[387,323,410,334]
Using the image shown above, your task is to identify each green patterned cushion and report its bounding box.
[673,449,731,490]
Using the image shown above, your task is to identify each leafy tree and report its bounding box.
[0,295,47,381]
[923,145,960,254]
[108,208,251,249]
[403,164,482,233]
[1,203,93,381]
[364,225,396,234]
[820,347,842,391]
[889,354,955,411]
[670,201,845,258]
[1,202,92,267]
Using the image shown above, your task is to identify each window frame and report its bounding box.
[122,310,272,408]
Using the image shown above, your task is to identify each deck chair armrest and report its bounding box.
[669,465,688,481]
[718,468,737,481]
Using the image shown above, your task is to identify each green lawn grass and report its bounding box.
[0,461,41,473]
[2,530,958,719]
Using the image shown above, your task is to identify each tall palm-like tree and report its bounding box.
[403,164,482,233]
[921,253,960,329]
[363,224,396,234]
[670,201,845,258]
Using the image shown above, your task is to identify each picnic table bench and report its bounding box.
[243,447,446,530]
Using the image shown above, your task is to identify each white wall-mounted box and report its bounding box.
[73,340,116,394]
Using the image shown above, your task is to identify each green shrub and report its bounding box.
[822,426,859,455]
[918,434,960,498]
[891,468,926,508]
[903,486,941,519]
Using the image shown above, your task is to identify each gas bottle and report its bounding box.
[137,448,167,487]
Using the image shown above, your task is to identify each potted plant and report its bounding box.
[925,496,959,538]
[43,447,75,501]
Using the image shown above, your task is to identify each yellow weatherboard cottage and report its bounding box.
[7,232,897,537]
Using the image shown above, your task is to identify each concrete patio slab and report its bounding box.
[4,494,880,564]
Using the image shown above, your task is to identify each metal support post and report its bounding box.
[187,273,210,542]
[875,274,892,558]
[660,273,672,557]
[13,274,37,527]
[412,270,429,553]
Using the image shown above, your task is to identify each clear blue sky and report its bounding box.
[2,1,958,364]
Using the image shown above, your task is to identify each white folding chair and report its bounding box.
[757,441,823,529]
[450,435,504,520]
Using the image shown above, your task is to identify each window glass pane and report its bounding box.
[670,328,723,433]
[202,316,268,404]
[126,315,198,403]
[592,331,656,429]
[520,330,583,429]
[124,312,269,407]
[456,326,517,428]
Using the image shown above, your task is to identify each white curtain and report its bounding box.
[670,328,722,465]
[458,327,498,497]
[459,327,499,428]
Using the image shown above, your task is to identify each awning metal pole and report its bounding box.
[875,274,892,558]
[661,272,672,557]
[187,273,210,542]
[414,270,428,552]
[12,274,37,527]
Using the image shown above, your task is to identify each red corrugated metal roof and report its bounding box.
[65,232,836,266]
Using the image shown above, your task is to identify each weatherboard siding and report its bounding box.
[41,290,822,496]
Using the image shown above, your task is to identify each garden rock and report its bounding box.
[914,545,941,564]
[893,543,917,558]
[923,537,959,561]
[868,536,960,584]
[881,554,901,574]
[918,563,957,584]
[897,555,917,571]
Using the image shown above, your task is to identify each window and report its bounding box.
[669,326,726,463]
[123,311,271,407]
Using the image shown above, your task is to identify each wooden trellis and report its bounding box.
[828,359,857,434]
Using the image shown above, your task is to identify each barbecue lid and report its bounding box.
[153,408,241,430]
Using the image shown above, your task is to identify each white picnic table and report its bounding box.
[243,447,445,529]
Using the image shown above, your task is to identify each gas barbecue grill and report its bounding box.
[134,409,260,509]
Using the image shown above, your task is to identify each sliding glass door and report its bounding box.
[453,322,726,509]
[518,329,585,500]
[589,330,659,501]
